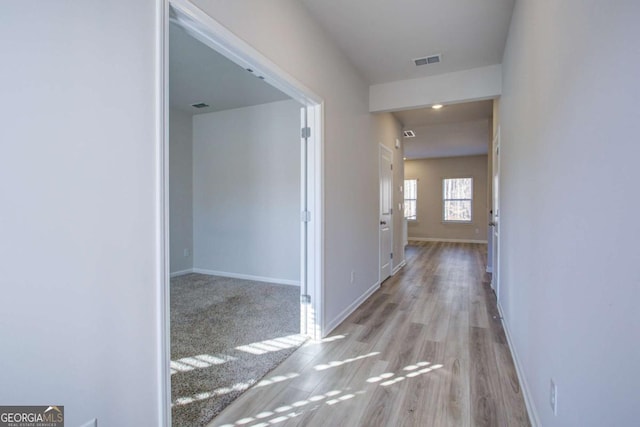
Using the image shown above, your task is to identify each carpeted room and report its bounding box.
[168,22,305,426]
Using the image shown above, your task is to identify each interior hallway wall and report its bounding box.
[170,108,194,274]
[405,155,488,242]
[193,100,301,283]
[500,0,640,425]
[0,2,163,425]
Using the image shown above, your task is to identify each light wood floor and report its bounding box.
[209,242,530,427]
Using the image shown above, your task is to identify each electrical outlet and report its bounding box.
[550,379,558,415]
[183,248,190,257]
[350,270,355,284]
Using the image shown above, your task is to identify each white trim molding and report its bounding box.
[409,237,488,244]
[497,303,541,427]
[392,260,406,275]
[170,269,193,278]
[192,268,300,287]
[324,281,380,336]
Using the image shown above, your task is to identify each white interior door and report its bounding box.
[491,127,500,298]
[379,145,393,282]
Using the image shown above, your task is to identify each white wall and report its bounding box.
[170,108,194,274]
[191,0,400,330]
[370,64,502,113]
[192,100,301,283]
[0,2,162,426]
[500,1,640,425]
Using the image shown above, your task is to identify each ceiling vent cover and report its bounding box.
[191,102,209,109]
[414,54,441,66]
[403,130,416,138]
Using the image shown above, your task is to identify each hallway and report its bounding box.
[211,242,530,426]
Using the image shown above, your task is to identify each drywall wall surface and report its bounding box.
[405,155,488,241]
[170,108,194,273]
[374,113,406,271]
[193,100,301,282]
[0,2,163,426]
[370,64,502,113]
[500,0,640,425]
[191,0,383,329]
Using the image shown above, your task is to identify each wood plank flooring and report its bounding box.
[208,242,530,427]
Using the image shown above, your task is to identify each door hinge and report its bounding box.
[301,294,311,304]
[301,127,311,138]
[390,164,393,170]
[301,211,311,223]
[390,208,393,215]
[390,252,393,259]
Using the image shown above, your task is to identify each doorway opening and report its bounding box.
[391,98,498,294]
[161,1,324,425]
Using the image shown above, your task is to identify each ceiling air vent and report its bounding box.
[403,130,416,138]
[414,54,441,66]
[191,102,209,109]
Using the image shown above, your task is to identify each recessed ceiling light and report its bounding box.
[432,104,443,110]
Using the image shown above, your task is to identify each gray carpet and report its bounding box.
[170,273,303,426]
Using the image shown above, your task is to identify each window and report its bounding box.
[404,179,417,220]
[443,177,473,222]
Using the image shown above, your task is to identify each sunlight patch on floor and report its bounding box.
[366,361,443,386]
[313,351,380,371]
[216,359,445,425]
[235,334,307,355]
[254,372,300,388]
[170,353,237,375]
[303,334,346,346]
[172,381,251,407]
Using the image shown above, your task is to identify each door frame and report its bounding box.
[159,0,325,423]
[491,126,501,300]
[379,144,394,284]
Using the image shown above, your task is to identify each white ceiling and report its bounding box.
[169,23,290,115]
[394,100,493,128]
[393,100,493,159]
[301,0,515,84]
[403,119,489,159]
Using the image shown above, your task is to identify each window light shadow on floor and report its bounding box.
[313,351,380,371]
[171,353,237,375]
[171,334,309,409]
[235,334,307,355]
[303,334,347,345]
[216,359,443,427]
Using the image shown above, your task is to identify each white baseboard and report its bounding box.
[324,280,380,336]
[170,268,194,278]
[409,237,488,244]
[192,268,300,286]
[392,260,406,275]
[497,302,541,427]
